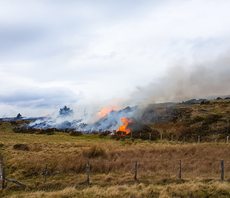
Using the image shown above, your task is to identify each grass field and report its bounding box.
[1,122,230,198]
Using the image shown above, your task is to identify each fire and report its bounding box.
[117,117,133,135]
[99,107,116,117]
[40,128,42,131]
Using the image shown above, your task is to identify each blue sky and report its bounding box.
[0,0,230,117]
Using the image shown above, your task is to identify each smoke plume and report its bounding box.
[130,53,230,105]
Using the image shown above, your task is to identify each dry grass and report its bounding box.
[4,181,230,198]
[2,116,230,197]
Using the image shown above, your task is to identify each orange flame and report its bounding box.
[99,107,116,117]
[40,128,42,131]
[117,117,133,135]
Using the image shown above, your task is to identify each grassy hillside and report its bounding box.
[144,99,230,142]
[1,99,230,197]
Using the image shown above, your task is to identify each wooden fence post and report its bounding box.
[179,160,181,180]
[213,134,217,143]
[171,135,173,141]
[160,134,162,141]
[0,156,5,190]
[198,136,200,143]
[44,164,48,183]
[134,161,137,181]
[227,136,229,143]
[227,119,229,134]
[2,166,5,190]
[86,161,90,185]
[221,160,224,181]
[149,133,151,141]
[0,161,2,189]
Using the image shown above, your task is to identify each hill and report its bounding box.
[141,98,230,142]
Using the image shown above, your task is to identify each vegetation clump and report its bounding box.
[202,114,223,125]
[70,131,82,136]
[13,143,29,151]
[99,131,111,138]
[82,146,106,158]
[13,128,55,135]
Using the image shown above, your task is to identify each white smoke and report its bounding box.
[129,52,230,105]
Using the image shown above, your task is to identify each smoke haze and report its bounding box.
[129,53,230,105]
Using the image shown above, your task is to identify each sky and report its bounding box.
[0,0,230,118]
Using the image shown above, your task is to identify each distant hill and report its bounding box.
[143,98,230,142]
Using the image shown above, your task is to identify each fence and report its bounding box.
[1,157,229,190]
[0,155,26,190]
[48,159,229,185]
[113,132,230,143]
[156,134,230,143]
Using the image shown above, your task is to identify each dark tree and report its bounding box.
[59,106,74,117]
[16,113,22,118]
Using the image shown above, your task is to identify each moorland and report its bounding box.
[1,98,230,197]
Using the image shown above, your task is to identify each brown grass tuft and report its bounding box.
[82,145,106,158]
[13,143,29,151]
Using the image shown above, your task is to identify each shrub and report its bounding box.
[38,128,54,135]
[200,100,210,105]
[70,131,82,136]
[99,131,111,138]
[131,124,160,140]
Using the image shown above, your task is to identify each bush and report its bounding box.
[200,100,210,105]
[38,128,54,135]
[131,124,160,140]
[99,131,111,138]
[70,131,82,136]
[13,128,35,134]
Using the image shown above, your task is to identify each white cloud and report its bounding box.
[0,0,230,116]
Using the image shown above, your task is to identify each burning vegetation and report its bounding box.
[117,117,133,135]
[99,107,116,117]
[2,98,230,143]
